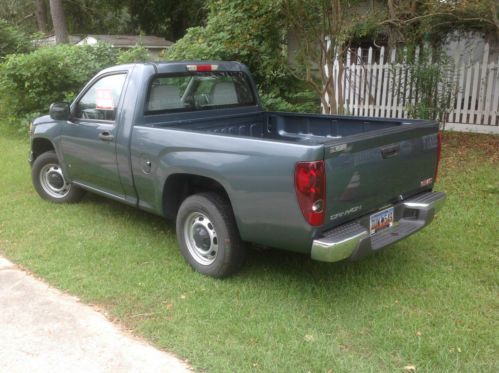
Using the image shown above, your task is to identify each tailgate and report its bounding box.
[323,123,439,228]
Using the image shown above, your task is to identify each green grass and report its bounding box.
[0,128,497,372]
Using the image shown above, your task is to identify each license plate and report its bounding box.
[369,207,394,235]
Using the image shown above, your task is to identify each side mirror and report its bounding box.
[49,102,70,121]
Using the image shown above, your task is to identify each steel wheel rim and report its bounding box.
[39,163,71,199]
[184,212,219,265]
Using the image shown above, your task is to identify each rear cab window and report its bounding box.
[145,71,256,114]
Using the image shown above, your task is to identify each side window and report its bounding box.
[74,74,126,121]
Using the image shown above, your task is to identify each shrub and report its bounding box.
[0,43,118,122]
[0,19,32,59]
[164,0,320,113]
[165,1,293,98]
[400,46,457,124]
[117,45,152,64]
[260,89,320,113]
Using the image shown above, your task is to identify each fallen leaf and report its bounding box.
[304,334,315,342]
[339,344,351,352]
[165,303,173,310]
[403,365,416,372]
[416,331,422,337]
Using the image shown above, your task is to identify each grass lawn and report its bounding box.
[0,127,497,372]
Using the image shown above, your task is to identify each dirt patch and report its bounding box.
[441,132,499,173]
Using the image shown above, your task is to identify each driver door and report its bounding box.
[62,73,127,198]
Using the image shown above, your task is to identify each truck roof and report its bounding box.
[101,61,249,75]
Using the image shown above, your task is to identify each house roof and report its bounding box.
[78,35,173,49]
[33,34,173,49]
[33,35,83,47]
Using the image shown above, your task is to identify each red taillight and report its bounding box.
[294,161,326,226]
[186,64,219,72]
[195,64,212,72]
[434,132,442,182]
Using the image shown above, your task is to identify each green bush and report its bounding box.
[0,43,118,123]
[260,89,320,113]
[165,0,289,92]
[0,19,32,59]
[164,0,320,113]
[117,45,152,64]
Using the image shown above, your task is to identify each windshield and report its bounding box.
[145,71,256,114]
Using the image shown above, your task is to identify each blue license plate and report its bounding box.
[369,207,394,235]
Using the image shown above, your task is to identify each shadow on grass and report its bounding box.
[80,191,175,232]
[78,191,408,291]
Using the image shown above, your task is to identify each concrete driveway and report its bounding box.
[0,256,191,373]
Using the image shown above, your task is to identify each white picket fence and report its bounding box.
[326,43,499,128]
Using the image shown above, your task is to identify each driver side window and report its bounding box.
[74,74,126,121]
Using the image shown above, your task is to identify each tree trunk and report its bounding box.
[34,0,48,33]
[49,0,68,44]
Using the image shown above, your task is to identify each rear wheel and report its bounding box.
[176,192,245,278]
[32,151,85,203]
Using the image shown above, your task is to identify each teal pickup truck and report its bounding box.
[29,61,445,277]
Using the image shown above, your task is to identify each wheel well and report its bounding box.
[163,174,232,219]
[32,138,55,160]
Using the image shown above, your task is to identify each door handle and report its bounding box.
[381,144,400,159]
[98,131,114,142]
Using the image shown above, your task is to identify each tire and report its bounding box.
[32,151,85,203]
[176,192,246,278]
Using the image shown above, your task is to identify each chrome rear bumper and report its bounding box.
[311,191,446,263]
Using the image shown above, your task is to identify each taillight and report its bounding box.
[186,64,219,72]
[294,161,326,226]
[434,132,442,182]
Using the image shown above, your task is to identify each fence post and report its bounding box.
[345,48,352,114]
[476,43,490,124]
[385,48,396,117]
[367,47,373,116]
[483,57,495,125]
[378,47,387,117]
[462,58,473,124]
[492,57,499,126]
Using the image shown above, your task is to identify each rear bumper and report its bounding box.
[311,191,446,263]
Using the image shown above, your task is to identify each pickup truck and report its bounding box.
[29,61,445,277]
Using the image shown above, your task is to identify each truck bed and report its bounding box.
[163,110,429,145]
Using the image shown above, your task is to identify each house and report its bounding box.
[33,35,84,47]
[77,35,173,57]
[33,34,173,57]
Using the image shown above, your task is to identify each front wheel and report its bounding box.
[176,192,245,278]
[32,151,85,203]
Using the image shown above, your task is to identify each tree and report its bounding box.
[49,0,67,43]
[166,0,290,93]
[33,0,48,33]
[127,0,206,40]
[283,0,498,114]
[62,1,133,35]
[0,0,38,33]
[284,0,381,114]
[1,0,209,39]
[380,0,498,44]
